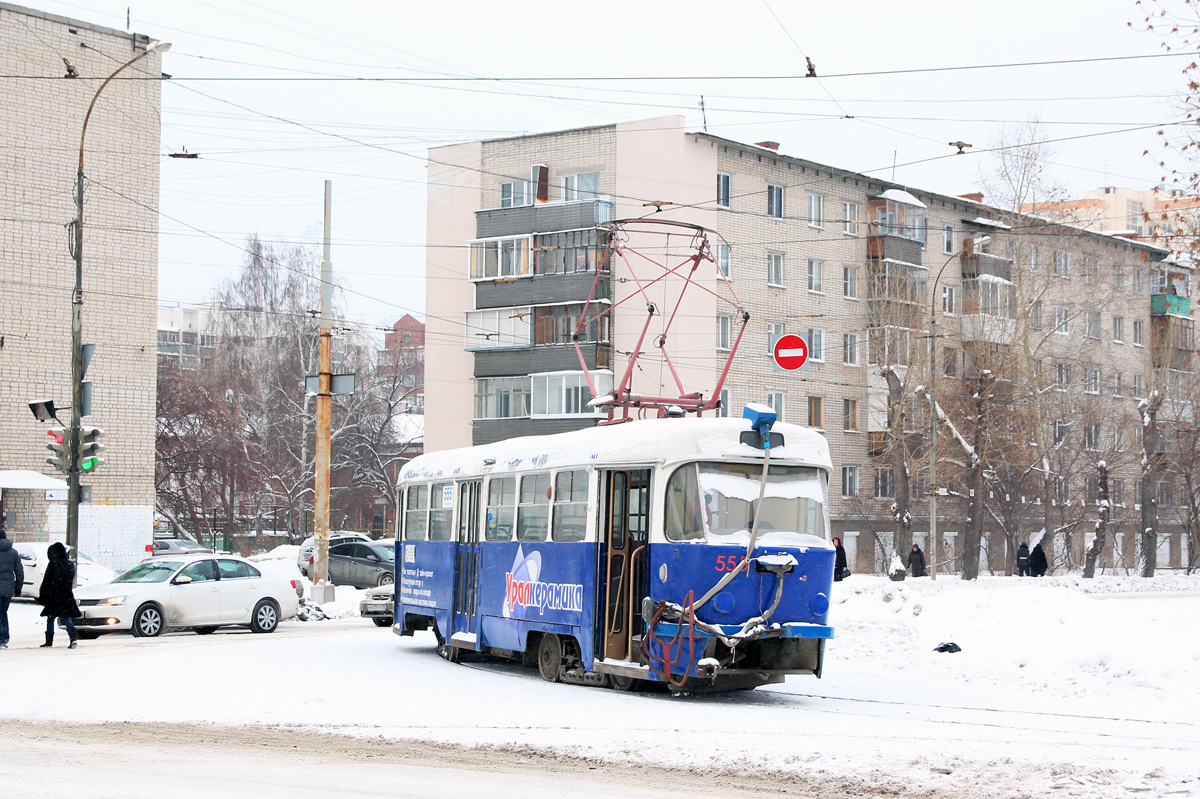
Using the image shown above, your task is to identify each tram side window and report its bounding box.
[404,485,429,541]
[552,469,588,542]
[486,477,516,541]
[517,473,551,542]
[428,482,454,541]
[665,464,705,541]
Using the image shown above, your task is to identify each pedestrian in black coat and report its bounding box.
[0,531,24,649]
[833,537,849,581]
[36,542,80,649]
[1029,542,1048,577]
[1016,542,1031,576]
[907,544,927,577]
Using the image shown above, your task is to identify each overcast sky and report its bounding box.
[31,0,1196,334]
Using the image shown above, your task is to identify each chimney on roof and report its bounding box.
[755,141,780,151]
[958,192,984,203]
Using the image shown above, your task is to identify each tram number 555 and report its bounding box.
[714,555,743,572]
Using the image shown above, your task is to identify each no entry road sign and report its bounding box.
[773,333,809,371]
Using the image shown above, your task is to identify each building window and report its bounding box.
[716,315,731,351]
[470,237,530,279]
[1029,301,1042,329]
[1055,419,1071,444]
[715,243,731,278]
[808,259,824,292]
[768,252,785,286]
[1083,257,1099,284]
[1112,478,1125,505]
[843,265,857,298]
[533,304,609,345]
[1114,422,1125,450]
[1133,319,1144,346]
[717,389,730,418]
[532,229,610,275]
[474,376,532,419]
[716,173,731,208]
[1054,251,1069,277]
[767,322,785,355]
[943,347,959,378]
[464,307,533,350]
[807,396,824,428]
[1084,422,1101,451]
[500,180,532,208]
[943,225,954,254]
[808,194,823,227]
[1113,316,1124,343]
[1134,373,1145,396]
[843,202,859,235]
[942,284,957,315]
[1127,199,1145,236]
[1054,362,1071,389]
[843,398,859,431]
[1133,268,1146,295]
[1085,367,1100,394]
[1085,311,1100,339]
[842,465,859,497]
[843,333,858,365]
[562,171,600,201]
[767,184,784,218]
[1028,244,1040,271]
[1054,306,1069,335]
[767,391,784,420]
[1113,371,1124,396]
[531,371,613,416]
[875,467,896,499]
[1152,270,1169,294]
[1114,263,1125,291]
[807,328,824,362]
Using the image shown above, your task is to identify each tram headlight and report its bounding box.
[810,592,830,616]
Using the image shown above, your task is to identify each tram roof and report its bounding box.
[401,417,832,483]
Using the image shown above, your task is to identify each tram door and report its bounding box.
[453,480,481,636]
[601,469,651,661]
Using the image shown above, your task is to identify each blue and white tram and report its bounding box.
[393,405,836,692]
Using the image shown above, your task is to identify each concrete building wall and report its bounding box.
[0,4,163,561]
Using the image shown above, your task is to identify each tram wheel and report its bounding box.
[609,674,637,692]
[437,637,461,663]
[536,633,562,682]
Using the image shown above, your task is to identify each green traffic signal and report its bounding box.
[78,426,106,474]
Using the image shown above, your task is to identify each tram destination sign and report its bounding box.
[772,333,810,371]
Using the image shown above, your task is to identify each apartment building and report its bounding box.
[157,303,219,372]
[424,116,1188,574]
[0,4,165,567]
[1024,185,1200,248]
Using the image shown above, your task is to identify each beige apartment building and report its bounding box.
[425,116,1190,574]
[0,4,164,568]
[1024,185,1200,249]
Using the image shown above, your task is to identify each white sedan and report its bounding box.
[15,542,115,599]
[72,554,302,637]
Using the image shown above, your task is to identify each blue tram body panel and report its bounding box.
[398,540,456,636]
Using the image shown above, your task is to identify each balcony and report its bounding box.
[866,233,923,267]
[961,251,1013,282]
[1151,293,1191,317]
[959,314,1015,345]
[476,198,613,239]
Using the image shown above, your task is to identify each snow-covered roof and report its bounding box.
[971,216,1013,230]
[390,414,424,443]
[403,417,831,482]
[877,188,926,208]
[0,470,67,491]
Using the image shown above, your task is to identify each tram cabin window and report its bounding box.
[486,477,516,541]
[665,462,825,543]
[428,482,454,541]
[552,470,588,542]
[517,473,551,542]
[404,484,429,541]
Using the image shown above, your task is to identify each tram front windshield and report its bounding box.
[666,462,828,546]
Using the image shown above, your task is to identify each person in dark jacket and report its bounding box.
[1016,542,1031,576]
[832,537,849,581]
[907,543,927,577]
[0,531,24,649]
[36,542,80,649]
[1029,542,1048,577]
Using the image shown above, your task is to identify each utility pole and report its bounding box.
[311,180,336,603]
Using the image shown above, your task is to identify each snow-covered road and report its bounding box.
[3,571,1198,799]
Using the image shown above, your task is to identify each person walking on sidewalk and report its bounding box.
[907,543,927,577]
[0,531,24,649]
[36,542,80,649]
[1016,542,1031,576]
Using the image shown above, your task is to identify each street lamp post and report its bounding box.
[67,41,170,580]
[927,235,989,581]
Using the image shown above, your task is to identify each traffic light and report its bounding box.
[78,426,106,473]
[45,427,71,472]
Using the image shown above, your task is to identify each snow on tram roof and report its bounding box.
[401,417,831,482]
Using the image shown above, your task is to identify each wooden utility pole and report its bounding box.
[311,181,336,603]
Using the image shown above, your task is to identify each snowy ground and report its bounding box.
[3,553,1198,798]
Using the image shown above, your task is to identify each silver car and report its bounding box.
[359,583,395,627]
